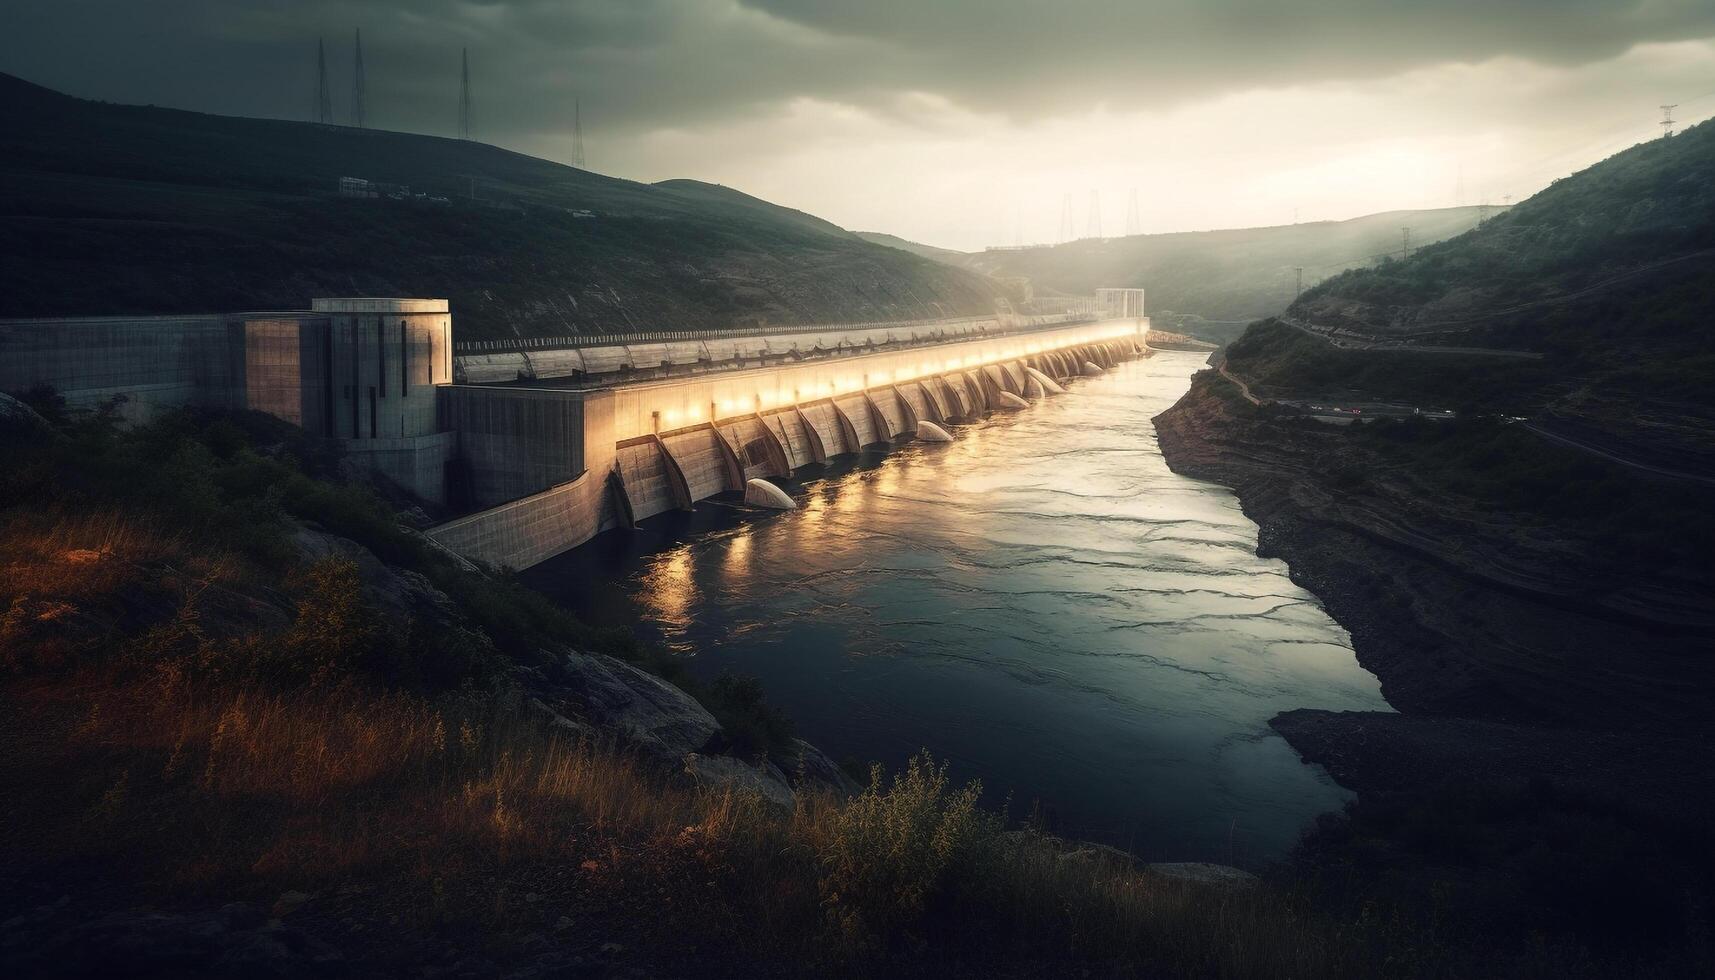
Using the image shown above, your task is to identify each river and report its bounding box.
[526,351,1389,864]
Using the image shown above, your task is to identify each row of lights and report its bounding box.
[654,325,1135,428]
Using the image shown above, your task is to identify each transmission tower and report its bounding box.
[571,97,586,168]
[1124,189,1141,237]
[314,37,332,124]
[459,48,473,140]
[1058,193,1074,243]
[1294,266,1304,299]
[350,29,366,128]
[1660,104,1678,138]
[1400,226,1412,262]
[1085,190,1102,240]
[1477,198,1491,225]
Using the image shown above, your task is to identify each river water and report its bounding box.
[527,351,1389,864]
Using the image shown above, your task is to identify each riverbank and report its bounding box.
[1153,367,1715,967]
[0,393,1429,977]
[1154,371,1715,729]
[525,352,1385,865]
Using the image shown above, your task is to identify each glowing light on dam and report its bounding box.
[429,317,1149,571]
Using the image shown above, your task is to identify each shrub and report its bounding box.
[809,751,1004,948]
[701,672,796,760]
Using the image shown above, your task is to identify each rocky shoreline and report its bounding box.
[1152,371,1715,801]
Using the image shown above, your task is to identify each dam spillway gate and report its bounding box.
[428,319,1149,571]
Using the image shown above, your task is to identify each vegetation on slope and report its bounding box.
[1149,114,1715,980]
[6,397,1692,975]
[1297,119,1715,337]
[0,73,1000,340]
[1243,117,1715,468]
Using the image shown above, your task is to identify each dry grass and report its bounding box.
[0,508,244,599]
[0,654,1407,978]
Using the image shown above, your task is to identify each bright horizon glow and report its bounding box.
[6,6,1714,252]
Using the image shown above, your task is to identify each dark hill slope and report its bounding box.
[654,179,859,241]
[960,207,1490,342]
[1296,119,1715,343]
[1255,116,1715,464]
[0,73,998,340]
[854,231,970,266]
[1156,118,1715,767]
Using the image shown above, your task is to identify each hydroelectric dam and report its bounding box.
[0,294,1149,570]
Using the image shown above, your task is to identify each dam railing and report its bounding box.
[452,313,1092,355]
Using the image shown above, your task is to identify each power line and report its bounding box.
[314,37,332,124]
[1086,190,1102,240]
[458,48,473,140]
[350,29,366,129]
[571,97,586,168]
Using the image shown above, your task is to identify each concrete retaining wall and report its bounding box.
[439,386,592,508]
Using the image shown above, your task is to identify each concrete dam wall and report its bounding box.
[0,298,1145,573]
[427,319,1148,570]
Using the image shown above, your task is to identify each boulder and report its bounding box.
[534,649,721,763]
[1082,361,1104,377]
[683,753,796,811]
[0,391,53,434]
[743,478,796,510]
[786,737,863,796]
[289,526,459,628]
[915,420,954,442]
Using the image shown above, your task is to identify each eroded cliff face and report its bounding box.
[1153,374,1715,737]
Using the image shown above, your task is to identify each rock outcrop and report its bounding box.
[1154,374,1715,734]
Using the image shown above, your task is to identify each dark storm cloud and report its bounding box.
[3,0,1712,142]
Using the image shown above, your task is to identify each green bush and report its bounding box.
[813,751,1005,948]
[701,672,796,760]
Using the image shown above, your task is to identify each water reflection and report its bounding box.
[530,353,1389,864]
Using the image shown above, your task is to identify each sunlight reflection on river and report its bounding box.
[530,352,1389,864]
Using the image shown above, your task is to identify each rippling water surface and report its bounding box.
[528,352,1388,863]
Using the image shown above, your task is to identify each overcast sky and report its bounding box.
[5,1,1714,250]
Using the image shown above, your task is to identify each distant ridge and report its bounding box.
[0,72,998,340]
[958,207,1496,342]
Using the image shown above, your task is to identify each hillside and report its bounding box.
[0,73,1000,341]
[1257,117,1715,468]
[1154,118,1715,957]
[1162,114,1715,718]
[960,208,1492,342]
[855,230,970,266]
[656,179,860,241]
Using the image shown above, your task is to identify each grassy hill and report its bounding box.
[855,230,971,266]
[1242,116,1715,467]
[0,73,1000,341]
[875,208,1491,343]
[656,179,861,241]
